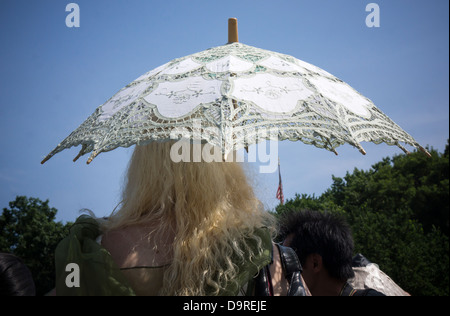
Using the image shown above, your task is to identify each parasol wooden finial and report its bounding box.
[228,18,238,43]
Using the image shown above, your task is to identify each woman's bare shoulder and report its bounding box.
[101,224,173,268]
[101,226,138,267]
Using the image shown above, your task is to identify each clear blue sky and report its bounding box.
[1,0,448,223]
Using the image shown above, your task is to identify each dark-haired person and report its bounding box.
[0,253,36,296]
[279,210,385,296]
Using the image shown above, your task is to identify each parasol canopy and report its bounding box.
[42,18,430,165]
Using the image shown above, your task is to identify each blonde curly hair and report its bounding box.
[102,141,275,295]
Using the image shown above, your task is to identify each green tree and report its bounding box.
[323,144,449,234]
[275,141,449,296]
[0,196,71,295]
[349,206,448,296]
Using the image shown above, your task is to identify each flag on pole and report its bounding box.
[276,158,284,205]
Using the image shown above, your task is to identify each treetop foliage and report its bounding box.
[274,141,449,296]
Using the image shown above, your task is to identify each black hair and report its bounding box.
[279,209,355,281]
[0,253,36,296]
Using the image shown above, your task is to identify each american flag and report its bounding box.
[276,158,284,205]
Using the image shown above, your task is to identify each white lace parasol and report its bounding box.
[41,19,430,164]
